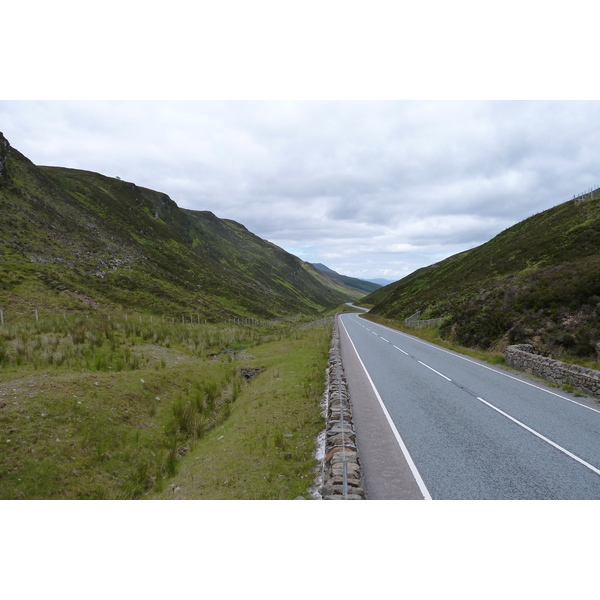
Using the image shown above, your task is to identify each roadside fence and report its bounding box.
[0,308,314,328]
[405,310,445,329]
[300,316,334,329]
[573,185,600,203]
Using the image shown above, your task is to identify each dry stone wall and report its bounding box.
[505,344,600,398]
[317,319,365,500]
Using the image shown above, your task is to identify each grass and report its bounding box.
[148,322,331,500]
[362,312,600,399]
[362,313,507,366]
[2,141,353,325]
[362,195,600,361]
[0,314,332,500]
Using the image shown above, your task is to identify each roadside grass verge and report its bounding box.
[0,315,332,500]
[148,324,331,500]
[360,313,507,366]
[361,313,600,399]
[362,313,600,372]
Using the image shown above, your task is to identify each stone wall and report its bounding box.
[316,319,365,500]
[505,344,600,398]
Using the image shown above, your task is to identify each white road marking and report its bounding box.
[476,397,600,477]
[340,317,432,500]
[355,316,600,415]
[418,361,452,382]
[347,314,600,488]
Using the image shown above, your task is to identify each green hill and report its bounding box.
[311,263,381,298]
[0,133,351,320]
[364,193,600,359]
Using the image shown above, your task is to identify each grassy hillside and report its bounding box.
[0,314,332,499]
[364,194,600,359]
[0,132,350,321]
[0,132,344,500]
[311,263,381,297]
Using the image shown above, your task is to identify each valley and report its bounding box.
[4,126,600,500]
[0,133,362,500]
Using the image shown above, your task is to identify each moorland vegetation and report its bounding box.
[0,133,357,499]
[363,191,600,364]
[0,314,333,499]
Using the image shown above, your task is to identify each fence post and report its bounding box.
[0,310,3,326]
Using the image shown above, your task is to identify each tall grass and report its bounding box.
[0,313,329,499]
[0,314,291,372]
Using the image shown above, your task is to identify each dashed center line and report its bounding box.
[345,314,600,488]
[476,396,600,477]
[418,361,452,381]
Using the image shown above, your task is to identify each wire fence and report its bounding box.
[405,311,421,326]
[0,308,307,328]
[300,316,334,329]
[573,185,600,203]
[404,310,445,329]
[410,317,446,329]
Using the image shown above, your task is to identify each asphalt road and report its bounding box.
[338,312,600,500]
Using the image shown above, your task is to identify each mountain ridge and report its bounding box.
[363,193,600,359]
[310,263,381,297]
[0,133,352,320]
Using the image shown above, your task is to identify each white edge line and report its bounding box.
[476,397,600,477]
[418,361,452,382]
[360,316,600,415]
[340,316,432,500]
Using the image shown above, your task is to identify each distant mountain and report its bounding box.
[362,192,600,359]
[310,263,382,297]
[366,278,395,286]
[0,133,352,320]
[311,263,337,274]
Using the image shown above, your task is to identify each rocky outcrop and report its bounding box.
[505,344,600,397]
[0,132,10,178]
[317,319,365,499]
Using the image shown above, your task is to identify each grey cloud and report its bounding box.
[2,100,599,280]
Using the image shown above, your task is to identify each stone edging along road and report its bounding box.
[506,344,600,398]
[314,317,365,500]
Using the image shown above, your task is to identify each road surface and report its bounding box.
[338,312,600,500]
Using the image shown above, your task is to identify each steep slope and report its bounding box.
[0,133,350,320]
[365,194,600,358]
[311,263,381,297]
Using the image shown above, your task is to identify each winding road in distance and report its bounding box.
[338,312,600,500]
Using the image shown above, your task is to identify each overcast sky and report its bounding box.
[3,2,600,284]
[2,100,599,281]
[5,0,600,583]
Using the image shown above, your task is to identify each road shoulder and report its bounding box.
[338,315,425,500]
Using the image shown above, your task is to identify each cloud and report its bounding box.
[2,100,599,281]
